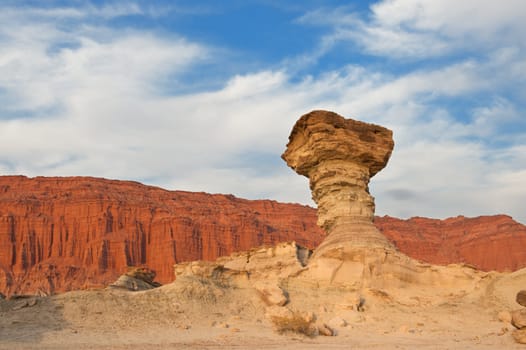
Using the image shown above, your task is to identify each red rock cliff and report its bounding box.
[376,215,526,272]
[0,176,323,296]
[1,176,526,296]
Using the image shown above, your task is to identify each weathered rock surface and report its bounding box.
[513,328,526,344]
[109,266,161,291]
[174,242,308,283]
[124,266,159,286]
[512,309,526,329]
[254,282,289,306]
[109,275,157,291]
[282,110,395,257]
[1,175,526,296]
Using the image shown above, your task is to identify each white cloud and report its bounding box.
[371,0,526,37]
[0,2,145,20]
[298,0,526,59]
[0,1,525,225]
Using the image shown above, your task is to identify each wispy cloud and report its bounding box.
[297,0,526,59]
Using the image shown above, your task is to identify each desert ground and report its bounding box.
[1,265,525,350]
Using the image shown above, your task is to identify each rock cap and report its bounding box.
[282,110,394,178]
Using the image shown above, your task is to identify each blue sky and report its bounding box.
[1,0,525,223]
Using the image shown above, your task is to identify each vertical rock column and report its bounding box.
[282,110,395,259]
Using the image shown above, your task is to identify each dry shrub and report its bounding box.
[269,310,318,337]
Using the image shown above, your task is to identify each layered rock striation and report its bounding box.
[282,110,395,258]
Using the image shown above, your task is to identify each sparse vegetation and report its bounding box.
[269,310,318,337]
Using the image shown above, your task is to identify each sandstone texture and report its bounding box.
[1,175,526,296]
[282,110,395,257]
[512,309,526,329]
[513,328,526,344]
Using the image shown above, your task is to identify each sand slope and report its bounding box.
[1,265,525,350]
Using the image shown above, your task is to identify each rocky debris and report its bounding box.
[514,329,526,344]
[317,323,336,336]
[212,321,230,329]
[254,282,288,306]
[512,309,526,329]
[518,290,526,307]
[110,275,156,291]
[109,266,161,291]
[12,298,38,310]
[125,266,161,287]
[282,110,395,258]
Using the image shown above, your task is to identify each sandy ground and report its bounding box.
[1,268,524,350]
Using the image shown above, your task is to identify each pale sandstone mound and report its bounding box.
[282,110,395,258]
[171,240,526,346]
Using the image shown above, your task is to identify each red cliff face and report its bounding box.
[1,176,525,296]
[375,215,526,272]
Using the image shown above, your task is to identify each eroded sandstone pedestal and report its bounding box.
[278,111,492,294]
[282,110,395,259]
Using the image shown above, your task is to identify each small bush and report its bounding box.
[270,310,318,337]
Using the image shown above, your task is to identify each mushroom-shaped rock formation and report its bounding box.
[281,111,491,291]
[282,110,395,258]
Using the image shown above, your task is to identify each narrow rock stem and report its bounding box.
[309,160,374,231]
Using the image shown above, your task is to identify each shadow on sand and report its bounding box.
[0,294,70,348]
